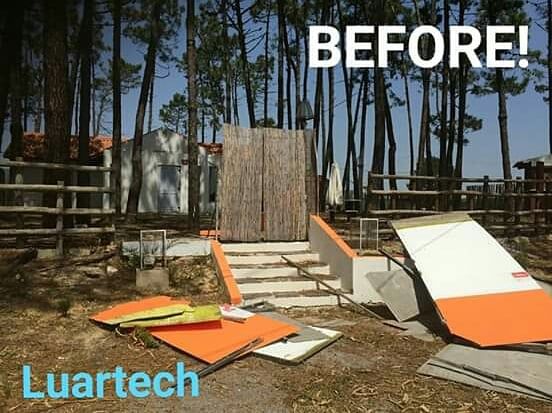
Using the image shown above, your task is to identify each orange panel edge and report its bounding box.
[310,214,357,258]
[210,239,242,305]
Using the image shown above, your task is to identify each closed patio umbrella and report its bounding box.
[326,162,343,209]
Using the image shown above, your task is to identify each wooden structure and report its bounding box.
[0,158,114,255]
[219,125,316,241]
[365,168,552,236]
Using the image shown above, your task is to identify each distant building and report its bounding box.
[2,129,222,215]
[513,154,552,179]
[2,132,113,207]
[103,128,221,214]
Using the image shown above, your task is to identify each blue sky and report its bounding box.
[116,6,549,179]
[4,3,550,180]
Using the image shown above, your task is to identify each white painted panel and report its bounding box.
[254,327,342,363]
[395,219,541,300]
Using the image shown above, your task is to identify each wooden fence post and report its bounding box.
[56,180,64,256]
[482,175,489,227]
[366,172,373,215]
[546,177,552,227]
[14,157,24,248]
[535,161,545,236]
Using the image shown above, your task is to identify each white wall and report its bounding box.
[106,129,216,214]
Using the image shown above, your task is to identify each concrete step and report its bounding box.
[237,278,341,294]
[242,290,341,308]
[226,252,320,266]
[232,264,331,279]
[222,242,310,255]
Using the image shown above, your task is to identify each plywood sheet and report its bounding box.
[90,296,190,324]
[418,344,552,402]
[367,269,432,322]
[149,314,299,364]
[254,326,342,364]
[392,214,552,346]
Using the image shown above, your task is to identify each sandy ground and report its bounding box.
[1,236,551,412]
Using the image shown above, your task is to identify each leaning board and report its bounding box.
[392,213,552,347]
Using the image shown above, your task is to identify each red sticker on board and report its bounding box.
[512,271,529,278]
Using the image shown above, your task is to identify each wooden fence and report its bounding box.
[365,172,552,235]
[219,124,315,241]
[0,158,115,255]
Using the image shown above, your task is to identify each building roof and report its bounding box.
[514,153,552,169]
[4,132,114,161]
[199,142,223,155]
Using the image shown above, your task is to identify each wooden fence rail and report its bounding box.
[0,158,114,254]
[365,170,552,236]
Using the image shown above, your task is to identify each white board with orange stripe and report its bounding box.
[392,213,552,347]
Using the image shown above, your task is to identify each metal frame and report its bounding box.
[139,229,167,269]
[359,218,379,253]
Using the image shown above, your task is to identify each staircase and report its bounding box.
[222,242,346,308]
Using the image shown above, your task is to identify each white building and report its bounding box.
[3,129,221,215]
[104,128,221,214]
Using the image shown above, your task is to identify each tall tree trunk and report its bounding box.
[187,0,200,230]
[77,0,94,219]
[496,66,512,180]
[276,0,284,128]
[446,70,456,175]
[286,50,292,128]
[371,68,386,188]
[8,3,24,161]
[454,65,467,180]
[0,4,25,155]
[112,0,122,215]
[384,89,397,190]
[234,0,256,127]
[358,72,369,201]
[438,0,449,178]
[401,55,415,176]
[148,65,155,133]
[548,0,552,153]
[44,0,70,227]
[294,25,301,129]
[263,4,270,126]
[323,65,334,180]
[126,0,162,218]
[221,0,232,124]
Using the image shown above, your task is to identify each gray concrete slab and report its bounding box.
[123,238,210,257]
[366,269,433,322]
[418,344,552,402]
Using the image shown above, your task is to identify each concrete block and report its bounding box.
[136,268,170,292]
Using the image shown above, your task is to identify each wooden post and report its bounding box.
[56,180,64,256]
[366,172,373,215]
[546,177,552,226]
[535,161,545,235]
[482,175,489,227]
[14,157,24,248]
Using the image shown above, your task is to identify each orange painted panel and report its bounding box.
[210,240,242,304]
[90,296,190,324]
[436,289,552,347]
[150,314,299,364]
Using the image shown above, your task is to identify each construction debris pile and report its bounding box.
[90,296,343,377]
[89,212,552,403]
[372,213,552,402]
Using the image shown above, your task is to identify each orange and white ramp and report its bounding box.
[392,213,552,347]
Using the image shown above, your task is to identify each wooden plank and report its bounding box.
[0,184,113,193]
[0,160,112,172]
[0,206,114,215]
